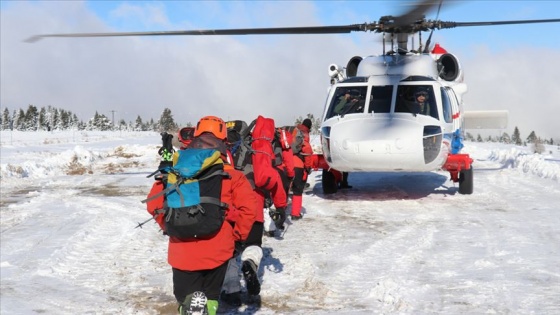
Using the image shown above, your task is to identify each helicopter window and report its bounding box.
[395,85,438,119]
[325,86,368,119]
[440,87,453,123]
[368,85,393,113]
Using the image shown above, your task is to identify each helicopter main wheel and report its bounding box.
[458,167,473,195]
[322,169,338,194]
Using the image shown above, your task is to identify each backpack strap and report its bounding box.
[142,169,231,205]
[141,180,182,204]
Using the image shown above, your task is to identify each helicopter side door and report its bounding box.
[443,87,462,132]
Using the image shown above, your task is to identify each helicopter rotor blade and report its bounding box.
[393,0,441,27]
[434,18,560,30]
[25,24,376,43]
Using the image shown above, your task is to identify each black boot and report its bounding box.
[242,260,261,296]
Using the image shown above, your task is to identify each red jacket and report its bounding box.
[146,166,257,271]
[293,124,314,169]
[277,128,295,178]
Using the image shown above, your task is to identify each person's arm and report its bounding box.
[229,171,258,241]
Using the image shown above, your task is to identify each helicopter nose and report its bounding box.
[325,117,445,172]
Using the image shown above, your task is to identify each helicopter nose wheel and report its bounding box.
[458,166,473,195]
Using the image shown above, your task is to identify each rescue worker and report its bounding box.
[145,115,258,315]
[177,126,195,149]
[414,89,431,116]
[290,118,314,220]
[221,119,267,306]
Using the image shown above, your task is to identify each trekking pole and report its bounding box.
[135,216,154,229]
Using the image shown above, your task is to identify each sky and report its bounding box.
[1,130,559,314]
[1,1,560,139]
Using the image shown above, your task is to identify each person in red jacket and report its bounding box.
[145,115,257,315]
[177,126,195,149]
[290,118,314,220]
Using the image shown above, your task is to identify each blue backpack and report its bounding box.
[143,148,230,239]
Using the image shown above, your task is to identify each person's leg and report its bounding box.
[340,172,352,189]
[241,245,262,296]
[221,257,241,289]
[241,222,264,295]
[291,167,305,218]
[203,261,229,315]
[173,268,204,315]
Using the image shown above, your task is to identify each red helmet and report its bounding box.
[194,116,227,140]
[178,127,195,146]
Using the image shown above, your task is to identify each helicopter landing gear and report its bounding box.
[444,153,474,195]
[458,166,473,195]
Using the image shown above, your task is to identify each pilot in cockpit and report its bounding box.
[334,89,362,115]
[414,88,431,116]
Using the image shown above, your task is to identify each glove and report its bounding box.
[269,208,286,230]
[263,196,273,209]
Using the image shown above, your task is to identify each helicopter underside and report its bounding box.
[321,114,450,172]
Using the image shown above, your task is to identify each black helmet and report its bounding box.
[415,87,430,98]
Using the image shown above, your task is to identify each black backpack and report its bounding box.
[226,120,255,189]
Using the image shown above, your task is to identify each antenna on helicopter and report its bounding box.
[423,0,444,53]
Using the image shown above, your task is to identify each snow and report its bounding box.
[1,130,559,314]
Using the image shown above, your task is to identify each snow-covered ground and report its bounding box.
[1,130,559,314]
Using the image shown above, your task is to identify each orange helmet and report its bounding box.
[194,116,227,140]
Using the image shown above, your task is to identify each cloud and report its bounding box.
[460,45,560,140]
[2,1,558,140]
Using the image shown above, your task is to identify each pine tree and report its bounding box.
[476,134,483,142]
[158,108,177,132]
[500,132,511,144]
[134,115,143,131]
[52,108,60,130]
[512,126,522,145]
[38,107,47,130]
[15,109,25,130]
[24,105,39,131]
[1,108,10,130]
[526,131,537,144]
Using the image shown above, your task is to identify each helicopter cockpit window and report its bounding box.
[440,87,453,123]
[368,85,393,113]
[395,85,439,119]
[325,86,368,119]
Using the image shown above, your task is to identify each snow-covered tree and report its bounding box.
[512,127,522,145]
[1,108,10,130]
[157,108,177,132]
[526,131,537,144]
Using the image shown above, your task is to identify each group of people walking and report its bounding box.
[145,115,315,315]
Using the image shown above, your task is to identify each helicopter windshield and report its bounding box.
[396,85,439,119]
[368,85,393,113]
[325,86,368,119]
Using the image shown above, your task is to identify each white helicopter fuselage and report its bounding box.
[320,50,468,172]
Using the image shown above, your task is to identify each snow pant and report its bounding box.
[222,222,264,293]
[274,166,291,203]
[291,167,307,216]
[172,261,228,302]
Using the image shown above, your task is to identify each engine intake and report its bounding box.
[346,56,363,77]
[437,53,459,81]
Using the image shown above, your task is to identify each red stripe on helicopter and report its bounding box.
[452,112,460,120]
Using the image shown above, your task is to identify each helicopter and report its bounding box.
[26,1,560,195]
